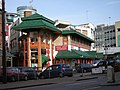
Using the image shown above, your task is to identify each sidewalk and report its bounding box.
[0,72,120,90]
[99,71,120,86]
[0,73,97,90]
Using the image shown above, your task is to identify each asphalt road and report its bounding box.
[13,77,120,90]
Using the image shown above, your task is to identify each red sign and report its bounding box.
[55,45,68,51]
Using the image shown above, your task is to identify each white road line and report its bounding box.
[66,81,97,86]
[83,86,101,90]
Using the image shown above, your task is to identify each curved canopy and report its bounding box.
[12,13,61,33]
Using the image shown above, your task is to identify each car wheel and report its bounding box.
[83,70,86,73]
[59,73,63,78]
[68,74,73,77]
[11,76,15,82]
[24,76,28,81]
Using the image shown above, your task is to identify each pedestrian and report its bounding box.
[34,66,38,80]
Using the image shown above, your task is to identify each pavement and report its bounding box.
[0,72,120,90]
[99,71,120,86]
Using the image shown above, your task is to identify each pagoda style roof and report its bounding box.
[12,13,61,33]
[62,30,94,43]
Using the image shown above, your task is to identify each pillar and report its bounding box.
[23,39,26,67]
[49,34,53,65]
[38,31,42,70]
[27,32,31,67]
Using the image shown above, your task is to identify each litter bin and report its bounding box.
[107,66,115,83]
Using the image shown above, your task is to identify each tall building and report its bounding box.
[75,23,95,40]
[95,24,116,50]
[74,23,95,51]
[17,6,37,18]
[95,22,120,58]
[115,21,120,47]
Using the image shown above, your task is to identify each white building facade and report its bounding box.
[74,23,95,51]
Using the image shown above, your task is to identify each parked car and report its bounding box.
[92,59,120,74]
[0,67,28,82]
[92,60,107,74]
[39,64,73,79]
[19,67,39,80]
[92,60,107,67]
[75,63,92,73]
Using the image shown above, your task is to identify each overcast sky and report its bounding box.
[5,0,120,25]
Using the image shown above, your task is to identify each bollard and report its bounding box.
[107,66,115,83]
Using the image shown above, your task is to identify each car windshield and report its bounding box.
[63,64,70,68]
[93,60,102,64]
[93,60,98,64]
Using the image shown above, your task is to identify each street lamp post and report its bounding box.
[104,47,108,60]
[2,0,7,84]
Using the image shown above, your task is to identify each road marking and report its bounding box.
[66,81,97,86]
[83,86,101,90]
[66,82,82,86]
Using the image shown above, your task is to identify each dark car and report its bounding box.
[75,63,92,73]
[39,64,73,79]
[19,67,39,80]
[0,67,28,82]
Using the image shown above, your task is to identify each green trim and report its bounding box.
[62,30,94,43]
[55,50,103,59]
[72,49,92,59]
[55,50,81,59]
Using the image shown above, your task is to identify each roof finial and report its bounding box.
[29,0,33,6]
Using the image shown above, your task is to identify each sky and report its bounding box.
[5,0,120,25]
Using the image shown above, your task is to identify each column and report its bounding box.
[49,34,53,65]
[23,39,26,67]
[38,31,42,70]
[27,32,31,67]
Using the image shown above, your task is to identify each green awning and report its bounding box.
[42,55,50,64]
[62,30,94,43]
[72,49,92,59]
[96,53,103,59]
[55,50,81,59]
[85,51,103,59]
[12,13,61,33]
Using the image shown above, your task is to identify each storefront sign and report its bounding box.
[55,45,68,51]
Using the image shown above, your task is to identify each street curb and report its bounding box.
[0,76,98,90]
[76,76,98,81]
[99,82,120,86]
[0,83,56,90]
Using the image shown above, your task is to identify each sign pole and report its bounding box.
[2,0,7,84]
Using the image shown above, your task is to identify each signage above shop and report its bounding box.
[55,45,68,51]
